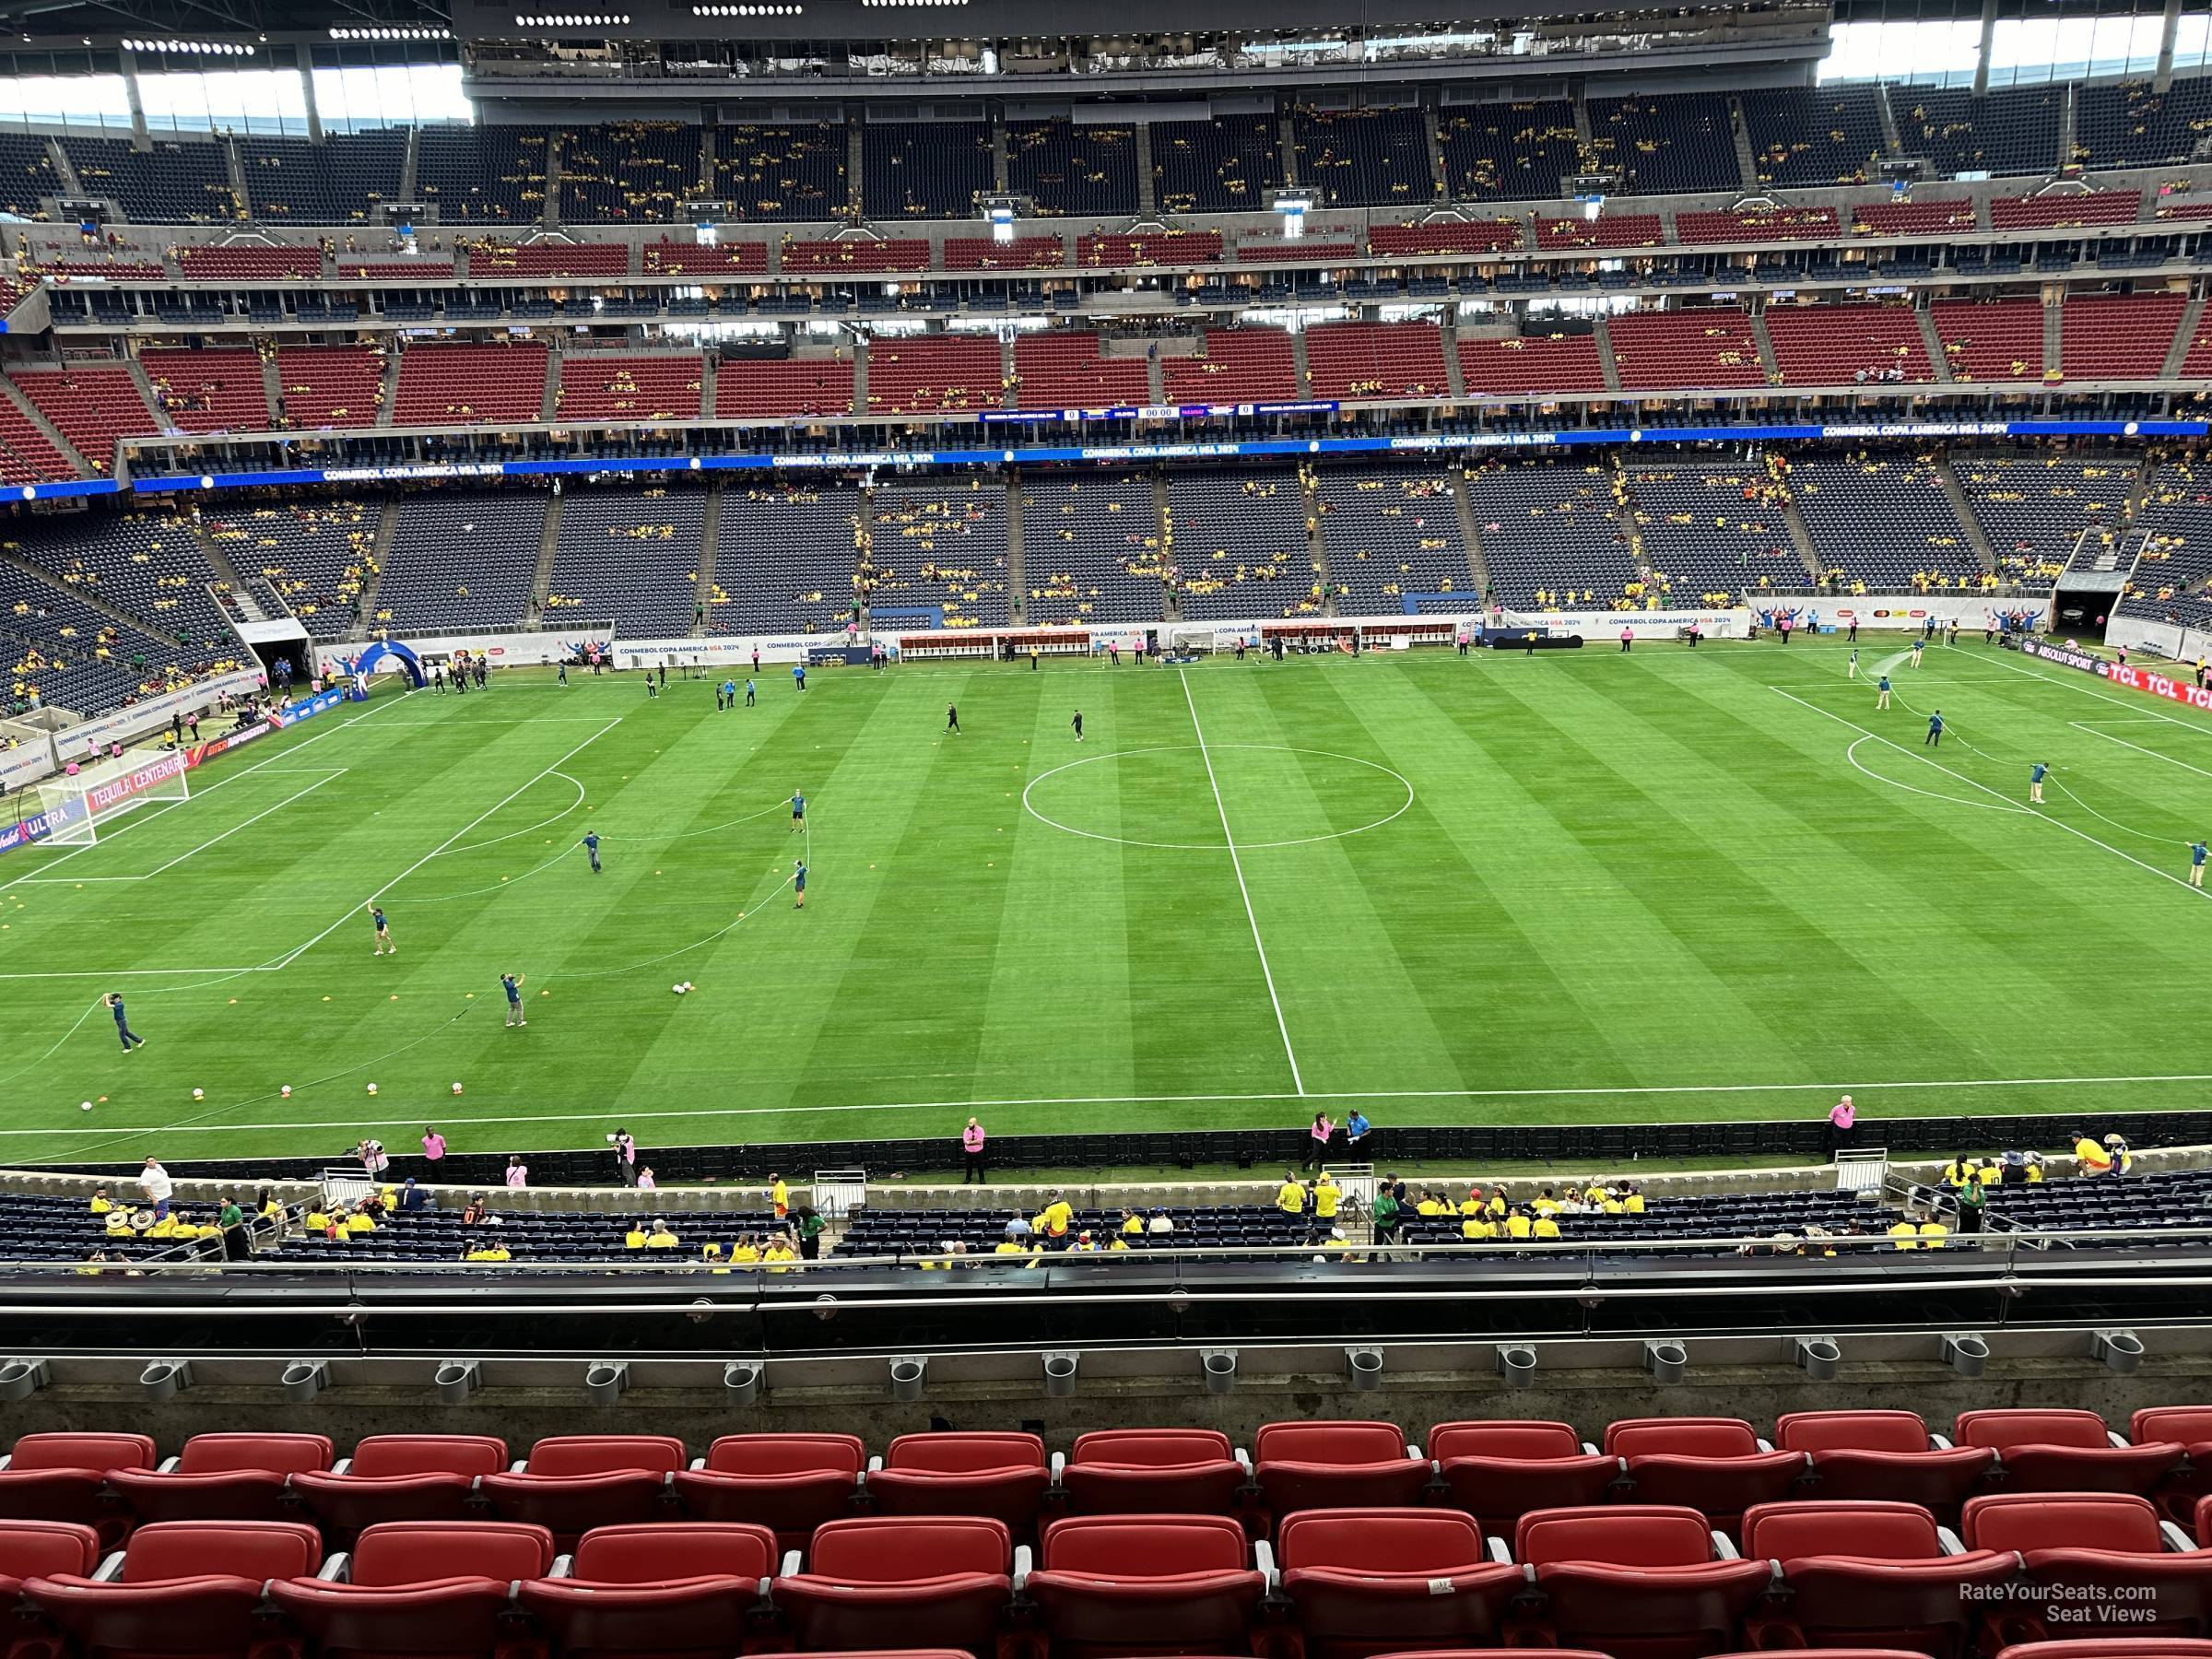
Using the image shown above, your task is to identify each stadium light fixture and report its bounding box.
[140,1359,193,1402]
[1642,1338,1688,1386]
[281,1359,330,1404]
[889,1355,927,1402]
[1940,1332,1989,1378]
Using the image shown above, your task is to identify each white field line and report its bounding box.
[1771,685,2209,898]
[7,1071,2212,1139]
[2069,722,2212,782]
[11,770,348,884]
[1956,646,2212,737]
[1178,667,1304,1097]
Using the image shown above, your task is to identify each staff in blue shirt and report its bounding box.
[794,859,808,910]
[501,971,527,1029]
[790,791,806,833]
[793,662,806,692]
[104,993,145,1052]
[1876,674,1891,710]
[718,678,735,712]
[2192,840,2207,889]
[745,677,756,706]
[2030,762,2047,805]
[1925,709,1944,747]
[581,830,602,873]
[1346,1109,1372,1156]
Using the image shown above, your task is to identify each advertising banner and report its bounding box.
[274,688,347,727]
[85,750,186,817]
[0,793,85,857]
[2022,638,2212,712]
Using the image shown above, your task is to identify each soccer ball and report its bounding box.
[681,981,695,994]
[78,1100,91,1112]
[366,1083,379,1096]
[451,1081,464,1095]
[191,1088,204,1100]
[280,1085,292,1098]
[672,982,685,994]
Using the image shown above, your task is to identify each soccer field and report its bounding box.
[3,636,2208,1166]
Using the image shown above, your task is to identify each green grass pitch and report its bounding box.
[2,635,2207,1167]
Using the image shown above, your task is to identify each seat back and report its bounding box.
[1962,1492,2164,1554]
[1277,1509,1485,1573]
[346,1437,509,1480]
[1774,1413,1932,1455]
[1606,1419,1762,1459]
[1516,1505,1714,1568]
[806,1516,1010,1582]
[882,1433,1045,1475]
[7,1434,158,1475]
[0,1520,100,1583]
[350,1521,554,1586]
[173,1434,333,1477]
[121,1520,323,1583]
[702,1434,865,1477]
[1254,1421,1406,1465]
[2135,1408,2212,1447]
[1070,1430,1234,1468]
[524,1436,687,1477]
[571,1522,776,1583]
[1039,1514,1246,1577]
[1431,1422,1585,1462]
[1954,1411,2112,1452]
[1740,1501,1941,1562]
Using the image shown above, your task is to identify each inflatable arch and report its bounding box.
[350,640,428,689]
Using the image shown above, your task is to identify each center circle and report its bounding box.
[1021,744,1415,851]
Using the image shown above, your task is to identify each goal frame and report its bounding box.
[31,747,191,847]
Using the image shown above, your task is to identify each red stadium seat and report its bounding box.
[108,1434,333,1524]
[1372,1653,1615,1659]
[265,1521,554,1659]
[1430,1421,1621,1532]
[1253,1422,1431,1517]
[1025,1514,1268,1657]
[1777,1412,1996,1518]
[865,1433,1051,1535]
[0,1434,156,1545]
[1954,1412,2183,1495]
[1057,1430,1248,1517]
[0,1519,100,1592]
[2135,1410,2212,1524]
[1963,1493,2212,1644]
[1738,1500,2016,1659]
[770,1515,1014,1653]
[1514,1504,1771,1659]
[671,1434,865,1546]
[1603,1419,1806,1535]
[518,1522,777,1659]
[479,1436,683,1547]
[1277,1507,1523,1658]
[24,1519,323,1659]
[1994,1644,2212,1659]
[289,1436,509,1537]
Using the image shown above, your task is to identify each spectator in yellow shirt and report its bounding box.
[1415,1193,1446,1217]
[624,1225,648,1250]
[1275,1173,1307,1216]
[1041,1193,1074,1240]
[1532,1214,1562,1241]
[464,1242,511,1263]
[1888,1218,1921,1250]
[1460,1213,1492,1241]
[1459,1186,1486,1216]
[644,1220,679,1250]
[88,1187,112,1215]
[1623,1186,1645,1214]
[1313,1174,1340,1220]
[1533,1188,1559,1216]
[1120,1208,1145,1236]
[769,1175,791,1218]
[1504,1209,1533,1240]
[731,1235,761,1265]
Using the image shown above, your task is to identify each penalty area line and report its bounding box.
[9,1071,2212,1138]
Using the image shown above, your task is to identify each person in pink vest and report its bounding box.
[1304,1112,1335,1171]
[961,1117,988,1184]
[1827,1093,1856,1157]
[1620,626,1633,653]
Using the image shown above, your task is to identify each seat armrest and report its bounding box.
[1049,1452,1065,1484]
[331,1458,353,1476]
[1930,1433,1955,1449]
[92,1551,126,1583]
[1937,1525,1968,1556]
[688,1457,705,1471]
[157,1455,182,1473]
[779,1549,802,1579]
[1253,1539,1277,1593]
[549,1554,573,1578]
[2110,1432,2132,1450]
[1012,1545,1031,1594]
[1711,1531,1741,1560]
[0,1454,13,1472]
[1405,1443,1423,1460]
[1757,1439,1775,1453]
[509,1459,528,1473]
[316,1553,352,1583]
[1487,1536,1513,1565]
[2159,1520,2197,1554]
[1582,1441,1600,1456]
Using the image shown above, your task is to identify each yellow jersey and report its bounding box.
[1275,1182,1306,1215]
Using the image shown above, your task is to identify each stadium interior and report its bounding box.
[4,3,2212,1653]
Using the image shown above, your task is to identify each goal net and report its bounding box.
[27,747,190,848]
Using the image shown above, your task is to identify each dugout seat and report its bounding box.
[1954,1411,2183,1495]
[23,1520,323,1659]
[2134,1410,2212,1524]
[518,1522,776,1659]
[1738,1500,2016,1659]
[671,1434,866,1546]
[0,1434,156,1545]
[865,1434,1050,1535]
[1514,1504,1771,1659]
[479,1436,683,1547]
[108,1433,333,1525]
[0,1519,100,1594]
[770,1515,1015,1653]
[265,1520,552,1659]
[1604,1419,1806,1535]
[1253,1422,1431,1518]
[1024,1513,1269,1658]
[290,1436,509,1538]
[1056,1430,1249,1517]
[1776,1412,1996,1518]
[1277,1507,1523,1658]
[1962,1493,2212,1645]
[1430,1421,1621,1532]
